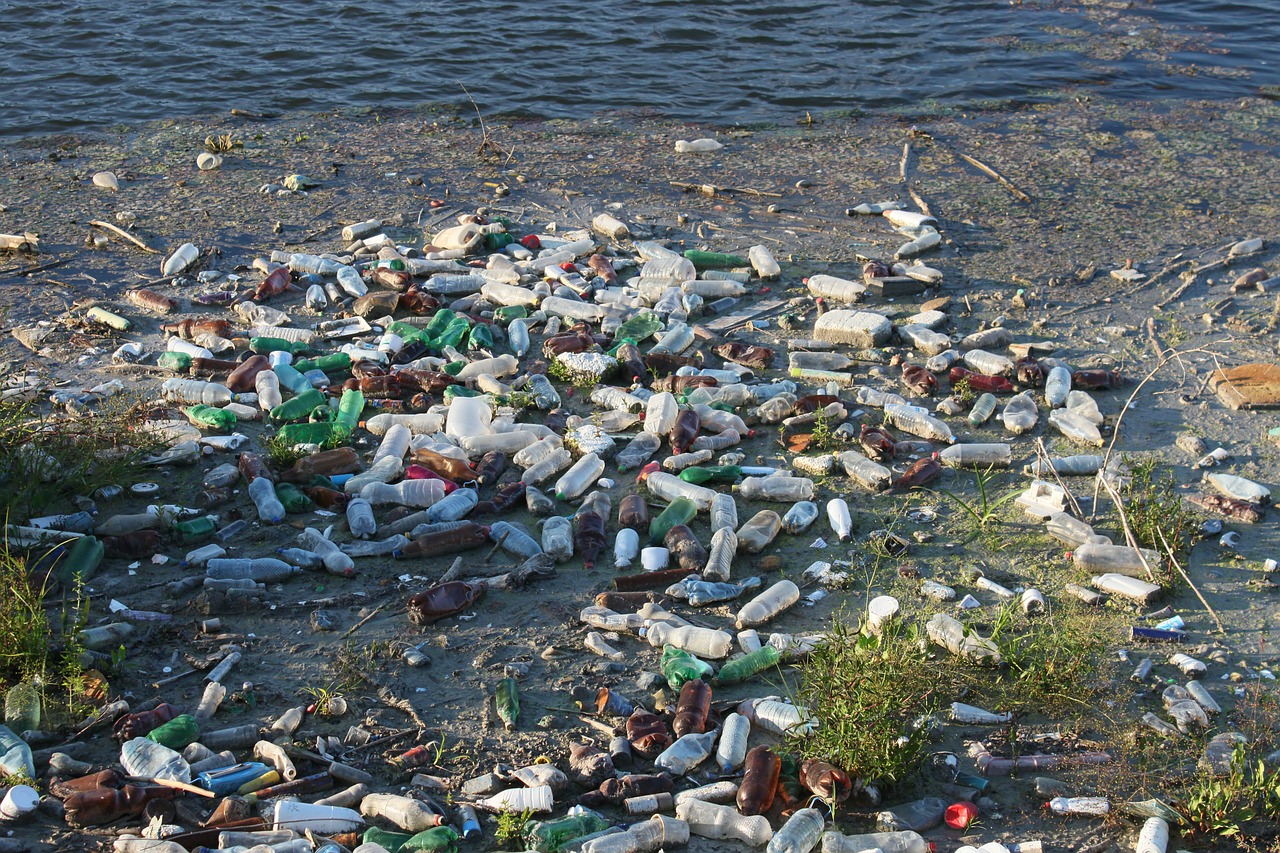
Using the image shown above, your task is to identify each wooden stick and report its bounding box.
[89,220,161,254]
[341,604,386,638]
[150,777,216,798]
[958,153,1032,202]
[908,186,934,219]
[1157,528,1226,635]
[899,142,912,183]
[0,257,68,278]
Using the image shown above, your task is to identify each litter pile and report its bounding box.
[0,190,1273,853]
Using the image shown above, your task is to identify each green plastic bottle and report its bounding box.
[146,714,199,750]
[404,826,461,852]
[275,422,339,446]
[684,249,748,269]
[157,352,192,373]
[273,362,313,396]
[423,309,457,341]
[483,231,514,251]
[493,305,527,325]
[183,404,236,432]
[467,323,494,351]
[363,826,413,853]
[270,388,327,422]
[496,678,519,731]
[661,645,713,690]
[293,352,352,374]
[613,311,664,344]
[4,682,41,732]
[679,465,743,485]
[443,385,479,401]
[442,360,466,377]
[275,482,312,513]
[712,645,782,686]
[386,320,426,343]
[436,316,472,350]
[525,810,610,853]
[649,497,697,545]
[249,336,311,356]
[334,389,364,434]
[57,534,103,586]
[173,516,218,543]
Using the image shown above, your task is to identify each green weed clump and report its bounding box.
[1120,457,1196,576]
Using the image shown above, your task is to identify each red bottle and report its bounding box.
[587,254,618,285]
[949,367,1014,394]
[625,710,672,759]
[893,455,943,490]
[1072,369,1123,390]
[737,746,781,815]
[672,679,711,738]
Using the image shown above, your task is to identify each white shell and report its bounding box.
[92,171,119,190]
[196,152,223,171]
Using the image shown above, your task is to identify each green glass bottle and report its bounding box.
[183,404,236,432]
[648,497,697,545]
[684,249,748,268]
[496,678,519,731]
[404,826,460,852]
[712,645,781,686]
[270,388,327,422]
[157,352,192,373]
[363,826,413,853]
[146,714,199,750]
[661,645,713,690]
[173,516,218,543]
[679,465,743,485]
[275,483,312,514]
[293,352,352,374]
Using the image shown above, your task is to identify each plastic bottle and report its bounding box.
[710,492,738,534]
[361,479,446,508]
[781,501,819,534]
[826,499,852,541]
[737,580,800,629]
[162,378,232,406]
[962,349,1014,376]
[644,392,680,436]
[736,510,783,554]
[346,497,377,539]
[926,613,1002,664]
[555,453,605,502]
[614,528,640,569]
[715,646,782,686]
[677,798,773,847]
[703,528,737,581]
[883,404,953,443]
[1205,472,1270,504]
[1048,796,1110,816]
[0,724,34,778]
[654,730,716,776]
[877,796,945,832]
[359,793,444,833]
[1091,573,1162,604]
[543,516,574,562]
[1048,408,1103,446]
[738,746,782,815]
[820,830,928,853]
[806,273,866,303]
[938,443,1013,468]
[4,682,41,733]
[712,712,751,773]
[768,805,826,853]
[526,809,612,853]
[480,785,554,814]
[1002,391,1040,434]
[1044,365,1071,407]
[206,557,299,583]
[648,497,697,545]
[522,448,574,485]
[646,623,732,659]
[1073,543,1158,577]
[245,476,284,524]
[737,476,815,503]
[120,737,191,782]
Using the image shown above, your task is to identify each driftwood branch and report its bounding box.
[89,220,161,254]
[958,153,1032,202]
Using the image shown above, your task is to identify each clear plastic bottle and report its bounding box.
[556,452,606,502]
[655,730,717,776]
[616,432,662,472]
[255,368,283,411]
[749,245,780,279]
[162,378,232,406]
[926,613,1002,664]
[839,451,892,491]
[522,448,574,484]
[938,443,1012,468]
[361,479,446,508]
[1073,543,1158,577]
[644,471,716,511]
[1048,796,1110,816]
[691,428,743,452]
[542,516,574,562]
[644,392,680,436]
[737,476,815,503]
[805,274,866,304]
[645,623,733,659]
[248,476,286,524]
[737,510,783,554]
[967,391,997,426]
[593,386,647,413]
[714,712,751,773]
[693,404,752,437]
[783,501,819,534]
[1205,472,1270,504]
[768,805,826,853]
[427,488,478,523]
[883,404,953,443]
[508,318,531,357]
[702,528,738,581]
[736,580,800,628]
[359,793,443,833]
[297,528,357,576]
[651,324,695,356]
[962,349,1014,376]
[820,830,928,853]
[677,798,773,847]
[120,737,191,782]
[525,373,561,409]
[479,785,554,814]
[1048,409,1103,446]
[826,499,852,541]
[1002,391,1040,434]
[710,493,739,534]
[206,557,298,583]
[1044,364,1072,407]
[372,423,411,464]
[346,497,377,539]
[877,796,945,832]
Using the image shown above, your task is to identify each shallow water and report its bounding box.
[1,0,1277,138]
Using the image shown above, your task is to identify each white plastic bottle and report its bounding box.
[480,785,554,814]
[737,476,815,503]
[508,318,531,357]
[884,404,953,443]
[926,613,1002,664]
[645,623,733,659]
[736,510,783,553]
[616,432,662,472]
[825,498,852,541]
[1048,796,1110,816]
[556,452,606,502]
[614,528,639,569]
[938,443,1012,468]
[645,472,716,511]
[359,793,443,833]
[120,737,191,782]
[206,557,298,583]
[644,392,680,436]
[677,798,773,847]
[768,806,826,853]
[715,712,751,773]
[1136,817,1169,853]
[1091,573,1162,604]
[736,580,800,628]
[805,274,866,304]
[372,424,411,464]
[703,528,737,581]
[346,497,377,539]
[1205,472,1270,504]
[344,454,403,494]
[254,369,283,411]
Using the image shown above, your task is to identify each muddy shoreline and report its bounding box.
[1,96,1279,852]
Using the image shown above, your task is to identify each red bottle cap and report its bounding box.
[520,234,541,250]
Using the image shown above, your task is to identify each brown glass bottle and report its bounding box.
[1072,368,1123,390]
[406,579,487,625]
[737,746,781,816]
[411,449,478,482]
[625,710,672,759]
[617,494,649,533]
[793,395,840,415]
[348,373,404,399]
[664,525,708,573]
[672,679,711,738]
[573,511,606,570]
[391,339,430,366]
[651,374,716,395]
[668,409,701,454]
[799,758,853,803]
[226,354,270,393]
[63,785,175,827]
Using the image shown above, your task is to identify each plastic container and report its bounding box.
[926,613,1002,664]
[1136,817,1169,853]
[820,830,928,853]
[346,498,377,539]
[737,476,815,503]
[962,349,1014,376]
[273,799,363,834]
[362,479,446,508]
[556,452,606,502]
[206,557,299,583]
[655,730,716,776]
[0,724,35,779]
[1072,543,1158,578]
[783,501,819,534]
[543,516,574,562]
[1048,408,1103,446]
[162,378,231,406]
[938,443,1012,468]
[826,498,852,541]
[1002,391,1039,434]
[736,580,800,628]
[768,806,826,853]
[645,623,733,659]
[120,737,191,782]
[1048,796,1110,816]
[736,510,783,554]
[703,528,737,581]
[715,712,751,773]
[884,404,953,443]
[1044,365,1071,407]
[644,392,680,436]
[677,797,772,847]
[359,793,443,832]
[248,476,286,524]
